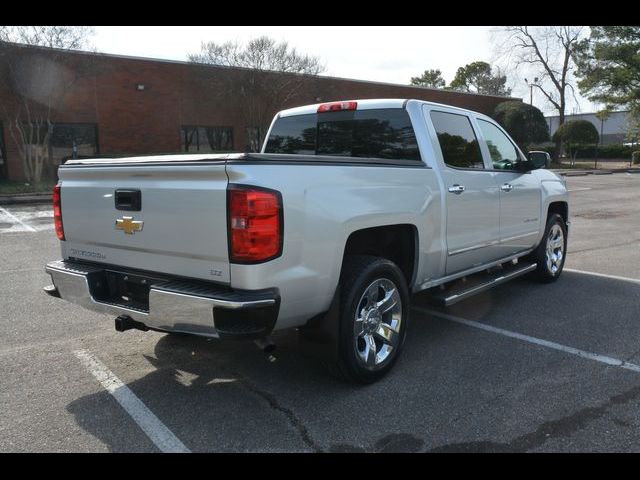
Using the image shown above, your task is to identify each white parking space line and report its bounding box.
[567,187,592,192]
[74,349,191,453]
[12,207,54,232]
[413,307,640,374]
[0,206,37,232]
[564,268,640,285]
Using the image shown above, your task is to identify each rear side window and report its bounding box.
[264,108,420,162]
[430,111,484,169]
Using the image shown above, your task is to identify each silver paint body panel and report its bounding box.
[51,98,568,334]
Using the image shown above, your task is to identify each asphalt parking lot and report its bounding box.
[1,172,640,452]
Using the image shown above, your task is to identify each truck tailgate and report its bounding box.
[58,163,230,284]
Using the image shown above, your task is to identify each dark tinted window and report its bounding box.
[430,111,484,169]
[264,108,420,161]
[477,119,520,170]
[264,114,316,155]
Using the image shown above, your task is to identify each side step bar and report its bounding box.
[428,262,537,307]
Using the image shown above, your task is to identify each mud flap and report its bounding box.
[296,285,341,363]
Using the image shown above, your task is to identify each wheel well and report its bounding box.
[343,224,417,287]
[548,201,568,223]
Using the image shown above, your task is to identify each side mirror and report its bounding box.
[527,151,551,170]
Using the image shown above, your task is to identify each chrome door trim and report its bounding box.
[450,230,538,254]
[500,230,539,243]
[448,240,499,256]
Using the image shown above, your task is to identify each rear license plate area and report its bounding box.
[92,270,165,312]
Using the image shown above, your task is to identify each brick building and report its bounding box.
[0,42,519,181]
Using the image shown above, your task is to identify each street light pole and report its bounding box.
[524,77,539,106]
[524,77,539,147]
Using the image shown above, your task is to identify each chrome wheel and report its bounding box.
[353,278,402,370]
[545,224,565,275]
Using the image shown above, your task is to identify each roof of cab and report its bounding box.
[277,98,489,119]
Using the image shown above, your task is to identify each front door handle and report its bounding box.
[500,183,513,192]
[448,184,466,194]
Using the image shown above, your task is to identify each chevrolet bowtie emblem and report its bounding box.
[115,216,144,235]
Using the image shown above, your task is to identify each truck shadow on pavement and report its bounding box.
[66,271,640,452]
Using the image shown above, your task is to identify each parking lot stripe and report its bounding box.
[564,268,640,285]
[413,307,640,373]
[0,206,37,232]
[74,349,191,453]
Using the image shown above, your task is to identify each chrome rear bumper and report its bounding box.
[44,260,279,338]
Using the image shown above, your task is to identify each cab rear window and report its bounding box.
[264,108,421,162]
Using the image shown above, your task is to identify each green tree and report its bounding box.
[492,101,550,148]
[575,26,640,119]
[410,69,446,88]
[552,120,599,166]
[449,61,511,96]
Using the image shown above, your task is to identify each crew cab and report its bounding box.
[44,99,569,383]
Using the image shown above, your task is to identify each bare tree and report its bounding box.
[189,36,324,151]
[493,26,585,127]
[0,26,95,182]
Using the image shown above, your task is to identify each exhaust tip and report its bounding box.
[254,337,277,357]
[115,315,148,333]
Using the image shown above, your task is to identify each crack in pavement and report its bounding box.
[231,370,322,452]
[427,381,640,452]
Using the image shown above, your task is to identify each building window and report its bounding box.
[49,123,99,164]
[181,126,234,153]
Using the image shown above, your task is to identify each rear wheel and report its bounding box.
[528,213,567,283]
[334,255,410,384]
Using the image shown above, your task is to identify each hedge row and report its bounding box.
[526,143,638,159]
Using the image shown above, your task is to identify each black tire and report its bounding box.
[334,255,410,384]
[527,213,568,283]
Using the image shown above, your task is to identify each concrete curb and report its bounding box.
[0,193,51,205]
[552,168,640,176]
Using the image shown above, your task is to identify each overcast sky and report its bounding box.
[93,26,597,116]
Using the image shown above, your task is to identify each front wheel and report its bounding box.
[528,213,568,283]
[335,255,410,384]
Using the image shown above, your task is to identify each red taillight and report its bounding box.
[317,101,357,113]
[52,184,65,240]
[228,185,282,263]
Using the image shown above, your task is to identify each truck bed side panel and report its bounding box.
[225,162,442,330]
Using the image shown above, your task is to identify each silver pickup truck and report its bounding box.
[44,98,568,383]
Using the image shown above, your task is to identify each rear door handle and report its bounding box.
[448,184,465,194]
[500,183,513,192]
